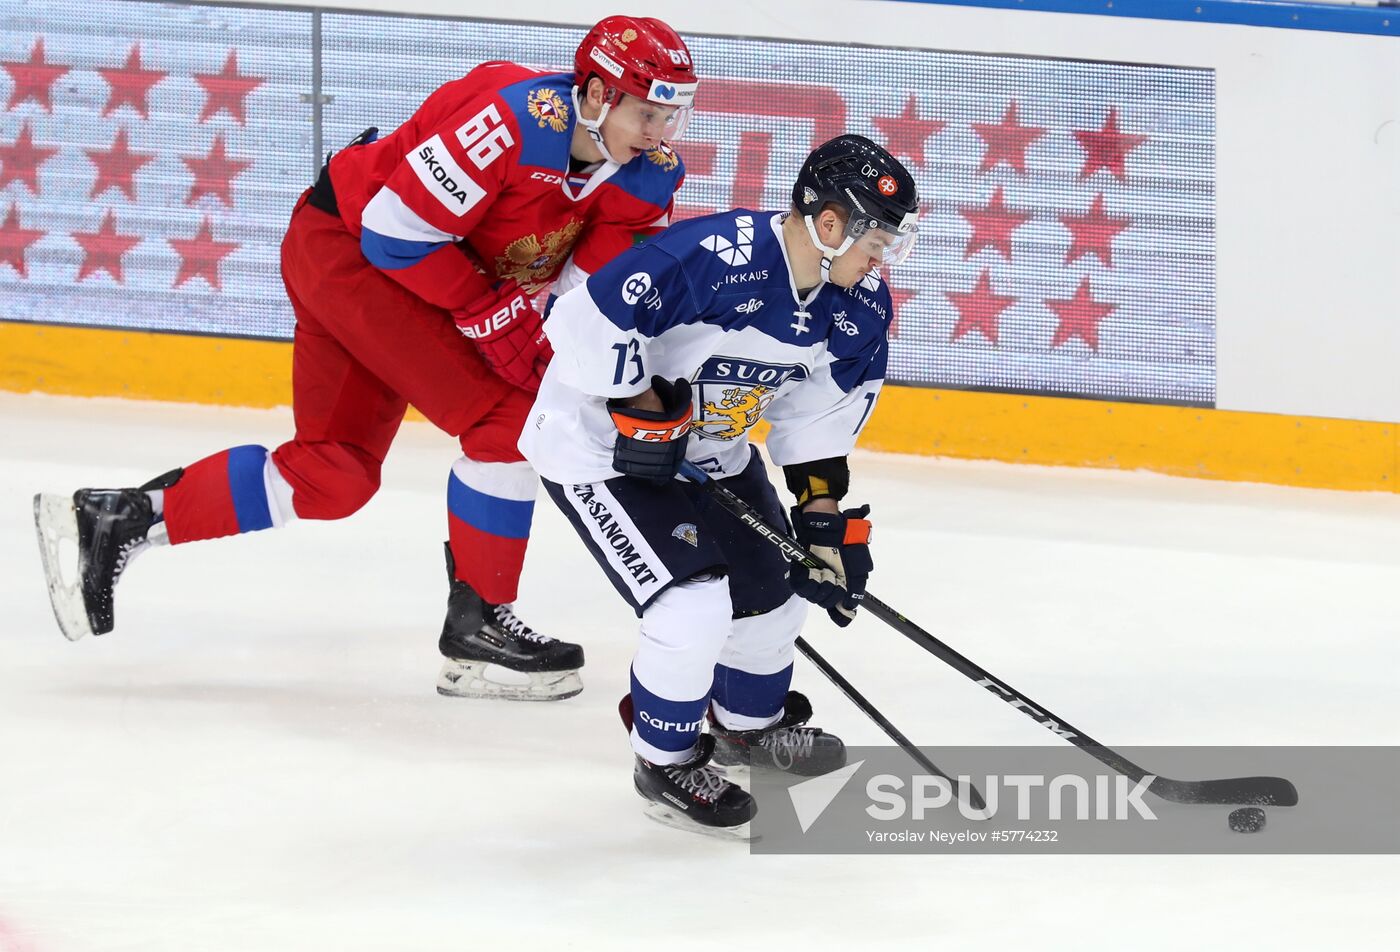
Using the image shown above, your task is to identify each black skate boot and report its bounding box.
[621,695,755,838]
[33,487,159,641]
[436,544,584,701]
[710,691,847,777]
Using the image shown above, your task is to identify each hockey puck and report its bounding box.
[1228,807,1266,833]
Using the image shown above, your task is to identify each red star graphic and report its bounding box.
[73,209,141,283]
[1046,277,1117,351]
[0,202,44,277]
[0,121,58,194]
[85,127,155,200]
[870,95,945,169]
[1073,107,1148,182]
[971,101,1045,175]
[182,135,251,206]
[947,269,1017,345]
[2,39,67,112]
[1059,192,1132,267]
[98,44,167,119]
[170,216,237,289]
[194,50,263,125]
[959,185,1032,261]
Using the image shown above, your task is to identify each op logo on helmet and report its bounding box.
[618,28,638,48]
[646,144,679,171]
[527,88,570,133]
[802,187,818,206]
[877,175,898,195]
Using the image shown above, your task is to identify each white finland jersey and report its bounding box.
[519,210,894,485]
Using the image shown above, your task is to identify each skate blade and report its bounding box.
[33,493,93,642]
[436,660,583,702]
[640,801,755,842]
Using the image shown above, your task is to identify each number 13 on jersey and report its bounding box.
[612,338,645,387]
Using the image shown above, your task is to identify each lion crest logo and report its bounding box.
[694,385,775,440]
[526,88,570,133]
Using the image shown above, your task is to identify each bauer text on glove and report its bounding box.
[452,281,553,391]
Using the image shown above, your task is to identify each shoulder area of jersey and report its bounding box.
[642,208,768,264]
[489,68,575,125]
[835,270,896,330]
[464,60,556,89]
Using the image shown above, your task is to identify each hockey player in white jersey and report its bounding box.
[519,134,919,835]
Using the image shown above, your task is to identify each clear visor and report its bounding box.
[606,91,693,142]
[845,214,918,266]
[633,98,692,141]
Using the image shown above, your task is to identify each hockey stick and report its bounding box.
[793,635,985,810]
[681,461,1299,808]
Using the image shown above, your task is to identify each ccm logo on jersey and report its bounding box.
[455,295,532,339]
[408,135,486,216]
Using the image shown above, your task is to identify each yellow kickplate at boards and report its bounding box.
[4,322,1395,492]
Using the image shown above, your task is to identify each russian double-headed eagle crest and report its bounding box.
[494,219,584,293]
[526,87,570,133]
[646,143,679,171]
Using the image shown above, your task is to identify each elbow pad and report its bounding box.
[783,456,850,505]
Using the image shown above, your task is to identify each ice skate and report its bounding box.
[33,488,158,641]
[710,691,847,777]
[436,545,584,701]
[634,734,756,840]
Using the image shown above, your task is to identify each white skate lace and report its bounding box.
[664,762,731,805]
[490,604,554,645]
[111,538,149,584]
[759,727,817,757]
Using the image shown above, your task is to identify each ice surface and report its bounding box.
[3,393,1398,950]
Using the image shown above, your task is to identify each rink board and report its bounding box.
[3,0,1396,491]
[3,319,1393,492]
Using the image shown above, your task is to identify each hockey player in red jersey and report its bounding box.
[32,16,699,701]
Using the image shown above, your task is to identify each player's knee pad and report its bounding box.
[270,442,381,520]
[633,574,733,702]
[720,592,805,675]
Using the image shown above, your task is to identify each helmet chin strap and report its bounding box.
[571,86,619,165]
[803,214,855,285]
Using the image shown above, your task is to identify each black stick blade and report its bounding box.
[1151,775,1299,807]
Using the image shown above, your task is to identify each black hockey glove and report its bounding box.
[789,504,873,627]
[607,376,694,485]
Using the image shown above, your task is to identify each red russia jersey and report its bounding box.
[325,63,685,311]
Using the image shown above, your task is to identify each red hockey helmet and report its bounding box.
[573,15,698,142]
